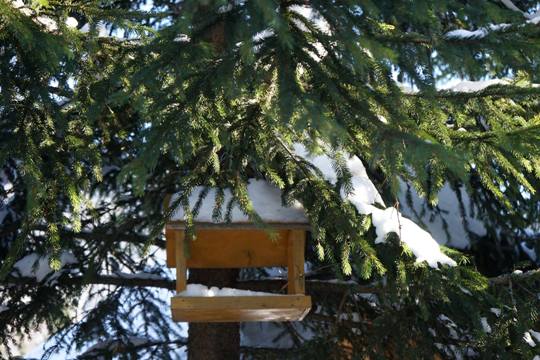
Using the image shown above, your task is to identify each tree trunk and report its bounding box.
[187,268,240,360]
[187,8,237,359]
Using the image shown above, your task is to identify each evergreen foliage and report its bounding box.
[0,0,539,358]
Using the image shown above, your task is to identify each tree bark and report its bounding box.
[187,268,240,360]
[186,7,238,358]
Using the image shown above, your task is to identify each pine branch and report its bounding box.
[240,346,300,357]
[361,18,539,46]
[0,223,167,249]
[1,273,175,289]
[488,268,540,286]
[307,312,370,328]
[78,337,188,359]
[4,269,537,292]
[237,279,379,294]
[0,274,378,294]
[78,337,299,359]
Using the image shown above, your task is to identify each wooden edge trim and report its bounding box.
[287,230,306,295]
[166,221,311,230]
[171,295,312,309]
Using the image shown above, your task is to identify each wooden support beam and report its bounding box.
[165,227,176,267]
[175,230,187,293]
[287,230,306,295]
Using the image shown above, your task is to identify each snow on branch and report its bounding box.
[445,24,511,40]
[500,0,526,14]
[500,0,540,23]
[292,144,457,268]
[444,1,540,40]
[401,79,540,98]
[10,0,78,32]
[445,79,508,92]
[10,252,77,284]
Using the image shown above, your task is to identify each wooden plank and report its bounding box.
[166,222,310,230]
[175,231,187,293]
[167,229,290,268]
[287,230,306,295]
[166,227,176,268]
[171,295,311,322]
[172,308,307,323]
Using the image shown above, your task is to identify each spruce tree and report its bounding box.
[1,0,540,359]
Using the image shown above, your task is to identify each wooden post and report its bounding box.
[175,230,187,293]
[287,230,306,295]
[188,268,240,360]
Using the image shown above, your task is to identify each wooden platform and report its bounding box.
[171,295,312,322]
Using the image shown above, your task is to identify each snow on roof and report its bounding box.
[178,284,278,297]
[11,252,77,283]
[169,180,308,224]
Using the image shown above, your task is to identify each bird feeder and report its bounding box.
[165,180,312,322]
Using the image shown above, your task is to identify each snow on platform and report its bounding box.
[177,284,278,297]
